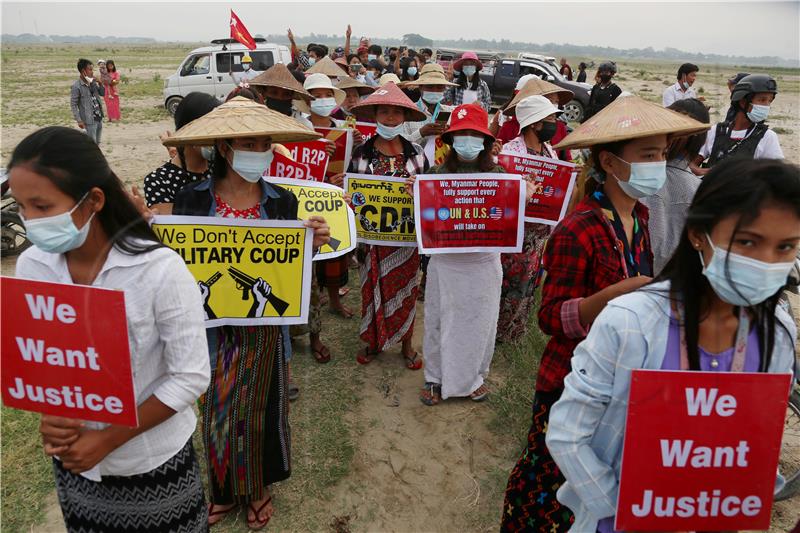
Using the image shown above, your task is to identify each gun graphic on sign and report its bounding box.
[227,267,290,316]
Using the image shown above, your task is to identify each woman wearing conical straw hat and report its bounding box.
[500,95,709,532]
[345,82,428,370]
[165,97,330,530]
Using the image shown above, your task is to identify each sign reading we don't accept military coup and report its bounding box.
[152,216,313,327]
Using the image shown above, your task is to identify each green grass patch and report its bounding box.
[1,407,55,532]
[773,127,794,135]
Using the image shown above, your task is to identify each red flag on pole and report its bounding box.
[230,10,257,50]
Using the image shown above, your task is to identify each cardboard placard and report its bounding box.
[152,216,313,327]
[1,277,138,427]
[616,370,791,531]
[414,173,525,253]
[497,152,577,225]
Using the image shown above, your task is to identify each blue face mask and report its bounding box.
[228,144,273,183]
[407,67,418,77]
[368,54,377,61]
[376,122,405,140]
[699,233,794,306]
[452,135,484,161]
[310,97,337,117]
[422,91,444,105]
[200,146,215,161]
[22,193,95,254]
[747,104,770,123]
[462,65,477,78]
[612,156,667,199]
[308,57,317,67]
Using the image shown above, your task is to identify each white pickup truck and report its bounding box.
[163,38,292,116]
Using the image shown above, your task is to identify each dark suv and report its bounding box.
[480,58,593,122]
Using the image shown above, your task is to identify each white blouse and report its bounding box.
[15,240,210,477]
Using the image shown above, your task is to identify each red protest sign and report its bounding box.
[413,173,524,254]
[267,151,316,181]
[315,127,353,176]
[616,370,791,531]
[497,152,577,225]
[1,277,138,427]
[354,121,377,142]
[281,140,330,181]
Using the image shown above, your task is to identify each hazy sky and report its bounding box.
[3,1,799,61]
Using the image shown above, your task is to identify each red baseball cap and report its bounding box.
[441,103,494,144]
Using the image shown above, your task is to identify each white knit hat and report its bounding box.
[516,95,562,130]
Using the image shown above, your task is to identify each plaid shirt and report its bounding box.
[535,193,652,392]
[443,78,493,112]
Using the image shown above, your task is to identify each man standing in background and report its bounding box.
[70,58,105,144]
[662,62,699,107]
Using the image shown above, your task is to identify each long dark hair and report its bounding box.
[666,98,710,161]
[455,70,481,91]
[9,127,162,255]
[442,135,496,172]
[655,158,800,372]
[173,92,219,171]
[105,59,116,73]
[579,140,626,197]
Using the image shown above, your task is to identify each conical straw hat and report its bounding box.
[249,63,312,101]
[554,95,710,150]
[503,78,574,116]
[306,56,347,78]
[163,96,321,146]
[350,82,427,122]
[336,76,376,96]
[403,70,457,88]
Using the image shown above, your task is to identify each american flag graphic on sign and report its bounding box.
[489,207,502,220]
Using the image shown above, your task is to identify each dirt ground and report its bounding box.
[2,50,800,532]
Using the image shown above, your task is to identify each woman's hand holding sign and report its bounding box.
[304,215,331,249]
[404,175,416,196]
[40,415,83,455]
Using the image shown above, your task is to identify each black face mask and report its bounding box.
[266,97,293,116]
[537,122,558,143]
[599,74,612,83]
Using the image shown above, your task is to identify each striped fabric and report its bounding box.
[201,325,290,504]
[53,440,207,533]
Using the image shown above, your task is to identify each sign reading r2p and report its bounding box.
[1,277,138,426]
[615,370,791,531]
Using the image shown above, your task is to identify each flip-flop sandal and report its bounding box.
[247,497,273,531]
[470,384,489,402]
[420,382,441,406]
[356,348,379,365]
[403,351,423,371]
[208,503,237,526]
[312,345,331,364]
[288,380,300,402]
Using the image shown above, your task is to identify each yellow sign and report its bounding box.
[344,173,417,247]
[152,216,313,327]
[266,177,356,260]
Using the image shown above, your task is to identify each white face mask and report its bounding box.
[84,75,93,83]
[228,145,274,183]
[243,64,251,71]
[310,97,337,117]
[22,192,95,254]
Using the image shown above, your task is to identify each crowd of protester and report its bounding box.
[7,26,798,533]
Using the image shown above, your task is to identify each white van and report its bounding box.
[163,38,292,115]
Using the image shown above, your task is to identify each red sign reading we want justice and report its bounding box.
[413,173,525,254]
[1,277,138,427]
[615,370,790,531]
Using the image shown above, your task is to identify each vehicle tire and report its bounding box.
[776,386,800,501]
[1,210,31,256]
[165,96,183,117]
[562,99,584,123]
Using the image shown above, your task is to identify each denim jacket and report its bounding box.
[173,177,300,363]
[545,280,796,532]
